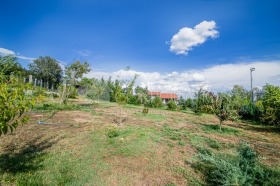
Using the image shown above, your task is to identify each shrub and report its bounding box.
[151,96,163,108]
[167,100,177,111]
[195,142,280,186]
[107,127,120,138]
[200,105,215,114]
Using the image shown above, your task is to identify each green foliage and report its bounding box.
[167,99,177,111]
[200,105,215,114]
[231,85,249,111]
[261,84,280,125]
[214,94,238,130]
[151,96,163,108]
[0,55,25,76]
[239,101,263,121]
[0,74,34,135]
[107,127,120,138]
[196,142,280,186]
[29,56,62,89]
[65,60,90,86]
[193,89,216,113]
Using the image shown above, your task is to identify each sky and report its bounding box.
[0,0,280,97]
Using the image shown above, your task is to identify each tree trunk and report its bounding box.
[219,120,222,131]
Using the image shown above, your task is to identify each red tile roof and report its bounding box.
[148,92,161,96]
[160,93,178,99]
[148,92,178,99]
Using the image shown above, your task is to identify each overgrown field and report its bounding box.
[1,97,280,185]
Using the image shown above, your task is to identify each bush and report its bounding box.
[167,100,177,111]
[239,102,263,121]
[107,127,120,138]
[151,96,163,108]
[200,105,215,114]
[195,142,280,186]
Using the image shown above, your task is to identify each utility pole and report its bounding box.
[250,67,255,103]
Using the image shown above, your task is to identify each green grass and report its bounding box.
[135,113,166,122]
[202,124,241,135]
[0,126,162,185]
[33,102,96,113]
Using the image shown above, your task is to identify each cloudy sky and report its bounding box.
[1,0,280,97]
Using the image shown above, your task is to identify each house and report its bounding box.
[148,92,178,104]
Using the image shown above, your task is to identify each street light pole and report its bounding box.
[250,67,255,103]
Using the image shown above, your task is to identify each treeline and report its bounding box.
[177,85,280,126]
[0,55,90,134]
[80,76,280,127]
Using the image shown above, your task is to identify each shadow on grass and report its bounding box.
[244,125,280,133]
[0,135,60,175]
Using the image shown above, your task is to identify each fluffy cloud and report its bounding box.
[169,21,219,55]
[0,47,16,55]
[86,61,280,97]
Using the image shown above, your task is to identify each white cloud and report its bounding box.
[169,21,219,55]
[0,47,16,55]
[17,55,36,61]
[0,47,35,62]
[86,61,280,98]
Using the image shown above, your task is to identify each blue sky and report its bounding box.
[1,0,280,95]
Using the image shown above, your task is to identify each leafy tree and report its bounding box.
[86,78,105,101]
[231,85,249,111]
[0,55,25,76]
[261,84,280,125]
[29,56,62,89]
[214,94,236,131]
[65,60,90,86]
[0,74,34,135]
[185,98,193,108]
[134,86,148,105]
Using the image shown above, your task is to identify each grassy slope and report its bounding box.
[0,97,279,185]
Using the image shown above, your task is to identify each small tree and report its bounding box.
[0,74,34,135]
[64,60,91,99]
[214,94,232,131]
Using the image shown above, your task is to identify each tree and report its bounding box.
[214,94,237,131]
[65,60,90,86]
[231,85,249,111]
[0,74,34,135]
[261,84,280,125]
[108,75,138,124]
[134,86,148,105]
[0,55,25,76]
[29,56,63,89]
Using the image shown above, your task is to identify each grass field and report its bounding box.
[1,97,280,185]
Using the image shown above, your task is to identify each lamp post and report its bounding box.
[250,67,255,103]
